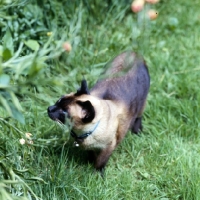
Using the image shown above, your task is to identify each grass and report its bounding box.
[1,0,200,199]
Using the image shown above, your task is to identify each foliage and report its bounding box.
[0,0,200,199]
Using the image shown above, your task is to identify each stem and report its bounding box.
[0,117,24,136]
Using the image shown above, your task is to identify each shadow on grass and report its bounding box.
[64,144,91,164]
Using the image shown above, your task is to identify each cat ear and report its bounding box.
[76,100,95,123]
[75,80,90,96]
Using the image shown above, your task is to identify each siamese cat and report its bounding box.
[48,51,150,174]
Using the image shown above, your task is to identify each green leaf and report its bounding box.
[2,29,13,57]
[14,169,29,173]
[10,92,22,111]
[10,105,25,124]
[2,48,12,61]
[0,95,12,115]
[24,40,40,51]
[168,17,179,30]
[0,74,10,87]
[0,93,24,124]
[26,176,47,184]
[0,45,3,57]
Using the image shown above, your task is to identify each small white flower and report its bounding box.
[25,132,32,139]
[19,138,26,145]
[28,140,34,145]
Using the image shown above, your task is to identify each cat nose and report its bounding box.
[47,105,57,113]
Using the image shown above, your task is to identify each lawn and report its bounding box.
[0,0,200,199]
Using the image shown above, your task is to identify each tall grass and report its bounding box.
[0,0,200,199]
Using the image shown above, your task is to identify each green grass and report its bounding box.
[1,0,200,199]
